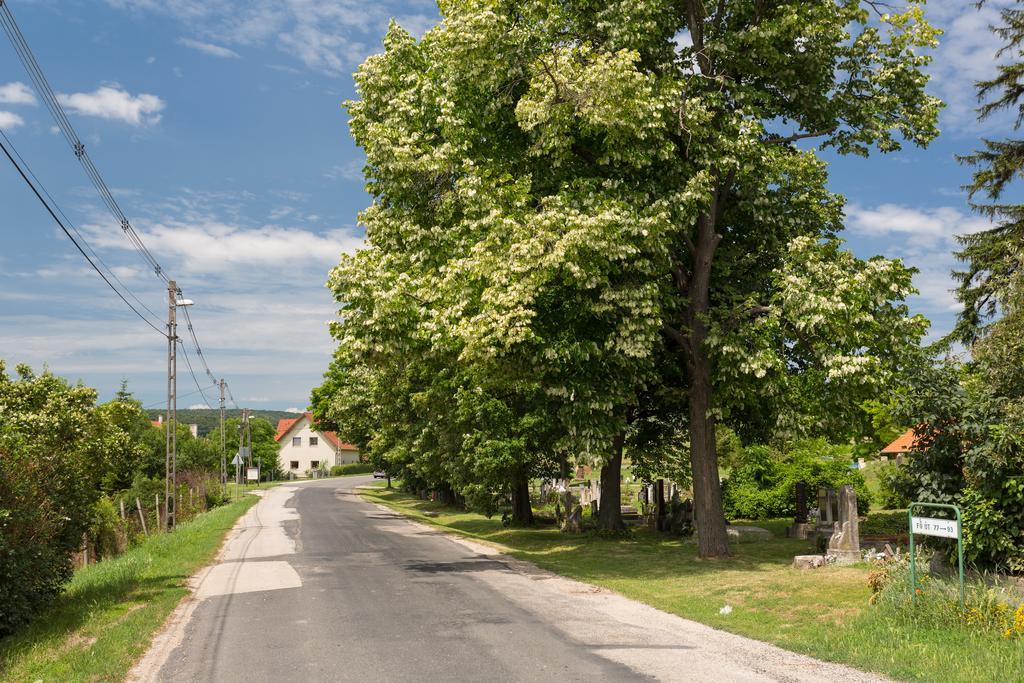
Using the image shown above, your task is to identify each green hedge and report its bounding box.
[861,510,908,536]
[722,439,872,520]
[329,462,374,476]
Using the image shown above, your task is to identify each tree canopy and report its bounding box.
[319,0,939,555]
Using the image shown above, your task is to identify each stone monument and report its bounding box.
[814,487,839,550]
[826,484,860,565]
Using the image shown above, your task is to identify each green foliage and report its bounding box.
[861,511,908,537]
[88,496,124,561]
[877,463,914,510]
[722,440,870,520]
[0,362,101,637]
[895,356,1024,570]
[317,1,939,545]
[954,3,1024,342]
[330,463,374,476]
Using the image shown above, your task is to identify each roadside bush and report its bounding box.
[0,363,100,637]
[722,439,871,520]
[330,462,374,476]
[87,496,124,561]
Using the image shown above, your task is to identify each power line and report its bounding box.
[0,127,163,324]
[1,1,244,418]
[179,338,214,409]
[143,383,218,410]
[0,2,166,281]
[0,130,167,336]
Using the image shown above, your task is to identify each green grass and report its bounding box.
[362,488,1023,683]
[0,495,258,683]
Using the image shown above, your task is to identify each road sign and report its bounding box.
[231,453,243,466]
[908,502,964,609]
[911,516,958,539]
[246,467,259,482]
[239,447,251,459]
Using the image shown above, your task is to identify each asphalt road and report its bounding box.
[148,477,887,683]
[155,477,640,682]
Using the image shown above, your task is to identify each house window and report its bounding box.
[290,461,299,470]
[292,436,301,447]
[309,436,319,446]
[311,460,319,469]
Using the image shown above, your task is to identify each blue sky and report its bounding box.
[0,1,1011,411]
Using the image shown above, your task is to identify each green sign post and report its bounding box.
[908,502,964,610]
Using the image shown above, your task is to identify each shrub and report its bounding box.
[0,363,100,637]
[87,496,124,561]
[722,439,871,520]
[876,462,913,509]
[861,510,908,537]
[330,462,374,476]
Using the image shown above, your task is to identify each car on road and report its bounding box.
[373,471,387,479]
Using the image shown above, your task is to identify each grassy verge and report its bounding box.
[0,495,258,683]
[362,487,1023,683]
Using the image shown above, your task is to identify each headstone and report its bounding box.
[857,457,866,469]
[560,490,583,533]
[793,554,826,570]
[814,487,839,549]
[668,491,694,536]
[826,484,860,565]
[895,454,904,466]
[787,480,814,539]
[880,455,889,463]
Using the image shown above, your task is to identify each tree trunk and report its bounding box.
[597,432,626,531]
[684,215,731,558]
[510,474,533,526]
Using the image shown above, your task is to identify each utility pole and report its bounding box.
[244,408,253,486]
[219,379,226,498]
[165,280,178,531]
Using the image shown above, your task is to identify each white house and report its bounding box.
[275,412,360,476]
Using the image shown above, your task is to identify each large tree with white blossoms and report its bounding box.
[321,0,939,555]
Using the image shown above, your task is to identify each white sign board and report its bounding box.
[911,516,958,539]
[246,467,259,482]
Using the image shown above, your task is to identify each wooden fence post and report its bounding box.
[156,494,161,532]
[136,497,148,536]
[119,498,126,520]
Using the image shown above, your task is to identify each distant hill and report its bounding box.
[144,408,300,437]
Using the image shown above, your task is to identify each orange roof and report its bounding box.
[275,412,356,450]
[881,429,918,454]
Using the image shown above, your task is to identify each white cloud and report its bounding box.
[58,85,165,126]
[178,37,241,59]
[84,219,362,274]
[0,82,37,106]
[846,203,989,246]
[285,407,304,413]
[846,202,993,319]
[106,0,435,75]
[324,158,365,182]
[0,111,25,129]
[926,1,1018,134]
[187,403,208,409]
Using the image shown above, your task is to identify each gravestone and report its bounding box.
[815,487,839,550]
[668,491,695,536]
[857,457,866,469]
[787,480,814,539]
[826,484,860,565]
[560,489,583,533]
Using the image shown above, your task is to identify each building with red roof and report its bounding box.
[275,412,360,476]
